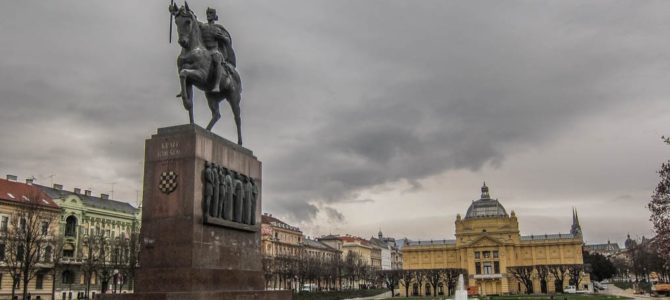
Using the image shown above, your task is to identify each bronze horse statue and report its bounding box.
[170,3,243,145]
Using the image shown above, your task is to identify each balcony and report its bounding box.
[473,273,502,279]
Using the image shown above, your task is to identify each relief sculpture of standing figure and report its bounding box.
[223,170,234,221]
[233,174,244,223]
[210,164,220,217]
[203,162,214,216]
[217,166,227,218]
[249,178,258,225]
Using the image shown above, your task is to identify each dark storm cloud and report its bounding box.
[260,1,670,222]
[1,1,669,235]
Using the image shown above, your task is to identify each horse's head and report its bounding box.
[172,2,199,49]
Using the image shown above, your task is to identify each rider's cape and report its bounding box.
[213,24,236,67]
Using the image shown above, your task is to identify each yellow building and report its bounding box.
[261,213,303,258]
[402,183,589,296]
[0,177,61,300]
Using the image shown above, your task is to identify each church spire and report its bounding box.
[570,208,582,236]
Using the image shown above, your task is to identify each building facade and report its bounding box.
[402,184,589,296]
[0,177,61,300]
[37,184,140,300]
[260,214,341,291]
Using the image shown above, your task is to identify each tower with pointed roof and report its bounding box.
[571,208,582,236]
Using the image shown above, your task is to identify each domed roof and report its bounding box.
[465,183,508,219]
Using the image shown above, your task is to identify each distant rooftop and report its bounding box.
[261,213,302,232]
[406,239,456,246]
[0,178,59,209]
[36,184,138,214]
[520,233,576,241]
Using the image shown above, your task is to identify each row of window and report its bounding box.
[0,243,54,262]
[474,250,499,259]
[475,261,501,274]
[1,215,51,236]
[65,216,133,239]
[0,272,46,290]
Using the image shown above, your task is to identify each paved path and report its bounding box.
[601,283,668,300]
[344,290,392,300]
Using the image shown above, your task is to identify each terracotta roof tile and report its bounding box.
[0,179,59,209]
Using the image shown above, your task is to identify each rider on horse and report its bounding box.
[200,7,235,92]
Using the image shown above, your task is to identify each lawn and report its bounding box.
[294,288,387,300]
[383,294,631,300]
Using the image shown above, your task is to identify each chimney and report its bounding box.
[53,184,63,190]
[84,190,92,196]
[6,175,17,181]
[74,188,81,194]
[101,193,109,200]
[25,178,34,185]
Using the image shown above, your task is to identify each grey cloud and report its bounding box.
[0,1,667,239]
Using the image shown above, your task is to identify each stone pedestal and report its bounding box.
[100,125,291,300]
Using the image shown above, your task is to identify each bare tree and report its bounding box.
[378,269,400,296]
[399,269,414,297]
[413,269,425,296]
[49,237,66,300]
[0,192,59,300]
[650,137,670,269]
[425,269,443,296]
[80,233,104,297]
[566,264,583,288]
[508,265,535,294]
[547,264,569,293]
[443,268,465,296]
[535,265,550,293]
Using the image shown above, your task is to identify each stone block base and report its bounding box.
[97,290,292,300]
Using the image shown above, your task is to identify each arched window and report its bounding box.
[65,216,77,237]
[62,270,74,284]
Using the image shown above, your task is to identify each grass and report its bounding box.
[382,295,632,300]
[294,288,387,300]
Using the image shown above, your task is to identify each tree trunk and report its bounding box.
[11,277,18,300]
[51,272,57,300]
[22,271,30,300]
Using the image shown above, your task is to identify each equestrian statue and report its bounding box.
[169,2,243,145]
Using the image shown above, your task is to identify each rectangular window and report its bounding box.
[0,243,5,261]
[475,262,481,274]
[41,222,49,236]
[494,261,500,274]
[474,251,480,259]
[17,245,24,262]
[493,251,499,258]
[20,218,26,232]
[483,262,493,274]
[63,249,74,257]
[1,216,8,232]
[483,251,490,258]
[36,274,44,289]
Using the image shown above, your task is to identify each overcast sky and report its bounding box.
[1,1,668,245]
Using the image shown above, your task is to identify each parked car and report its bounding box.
[564,285,587,294]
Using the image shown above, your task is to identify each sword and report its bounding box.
[169,0,174,43]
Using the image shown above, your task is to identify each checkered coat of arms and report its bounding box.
[158,171,178,194]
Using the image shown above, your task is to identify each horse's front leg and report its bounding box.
[179,70,194,124]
